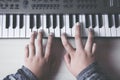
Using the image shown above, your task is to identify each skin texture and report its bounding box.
[23,22,96,79]
[24,31,53,79]
[61,22,96,77]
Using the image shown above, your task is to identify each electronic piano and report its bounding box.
[0,0,120,38]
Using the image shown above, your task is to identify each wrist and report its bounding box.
[76,62,97,79]
[22,66,38,80]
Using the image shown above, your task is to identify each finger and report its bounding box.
[29,32,37,57]
[75,22,84,51]
[36,31,43,57]
[85,29,94,53]
[24,44,29,58]
[61,33,75,56]
[92,43,96,54]
[45,33,53,59]
[64,53,71,70]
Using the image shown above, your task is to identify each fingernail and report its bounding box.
[50,33,54,37]
[39,29,43,33]
[89,28,94,35]
[76,22,80,26]
[89,28,94,32]
[32,31,35,35]
[61,33,66,36]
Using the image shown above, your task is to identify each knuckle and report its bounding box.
[48,40,52,46]
[49,34,53,38]
[29,41,34,47]
[75,34,80,39]
[89,32,94,38]
[35,56,40,61]
[29,57,34,61]
[37,41,41,47]
[63,41,68,47]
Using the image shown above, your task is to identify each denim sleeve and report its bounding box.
[76,62,107,80]
[3,66,38,80]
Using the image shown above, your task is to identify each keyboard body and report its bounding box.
[0,0,120,38]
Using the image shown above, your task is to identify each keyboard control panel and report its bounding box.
[0,0,119,14]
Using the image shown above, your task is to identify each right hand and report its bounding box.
[61,23,96,77]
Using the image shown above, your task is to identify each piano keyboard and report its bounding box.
[0,14,120,38]
[0,0,120,38]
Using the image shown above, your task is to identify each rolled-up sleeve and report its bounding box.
[77,62,106,80]
[3,66,37,80]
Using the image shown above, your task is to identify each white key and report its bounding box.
[99,15,106,37]
[71,15,75,37]
[89,15,93,28]
[82,14,88,37]
[73,15,76,25]
[65,14,71,36]
[117,14,120,37]
[0,15,2,37]
[94,15,100,37]
[38,15,43,32]
[61,15,66,34]
[49,15,54,34]
[43,14,49,37]
[38,15,44,32]
[104,14,111,37]
[26,15,31,38]
[2,15,8,38]
[89,14,95,35]
[8,15,14,38]
[111,14,117,37]
[32,15,38,32]
[14,15,20,38]
[87,15,96,36]
[72,15,76,37]
[55,15,60,37]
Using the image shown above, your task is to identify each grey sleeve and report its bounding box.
[76,62,106,80]
[3,66,38,80]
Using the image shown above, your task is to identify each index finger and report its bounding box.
[45,33,53,59]
[61,33,75,55]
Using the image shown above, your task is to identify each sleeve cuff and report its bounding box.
[21,66,38,80]
[76,62,98,80]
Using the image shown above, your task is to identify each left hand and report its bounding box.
[24,31,53,79]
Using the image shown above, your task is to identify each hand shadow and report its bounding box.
[42,38,65,80]
[95,38,120,80]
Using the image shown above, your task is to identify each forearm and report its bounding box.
[3,66,37,80]
[77,62,106,80]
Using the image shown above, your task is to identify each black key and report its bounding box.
[115,14,119,28]
[13,14,17,29]
[92,15,96,28]
[20,14,23,29]
[113,0,117,7]
[36,14,40,29]
[76,14,79,22]
[108,14,114,28]
[60,14,64,28]
[98,14,103,28]
[6,14,10,29]
[69,14,73,28]
[46,14,50,28]
[85,14,90,28]
[53,14,57,28]
[30,14,34,29]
